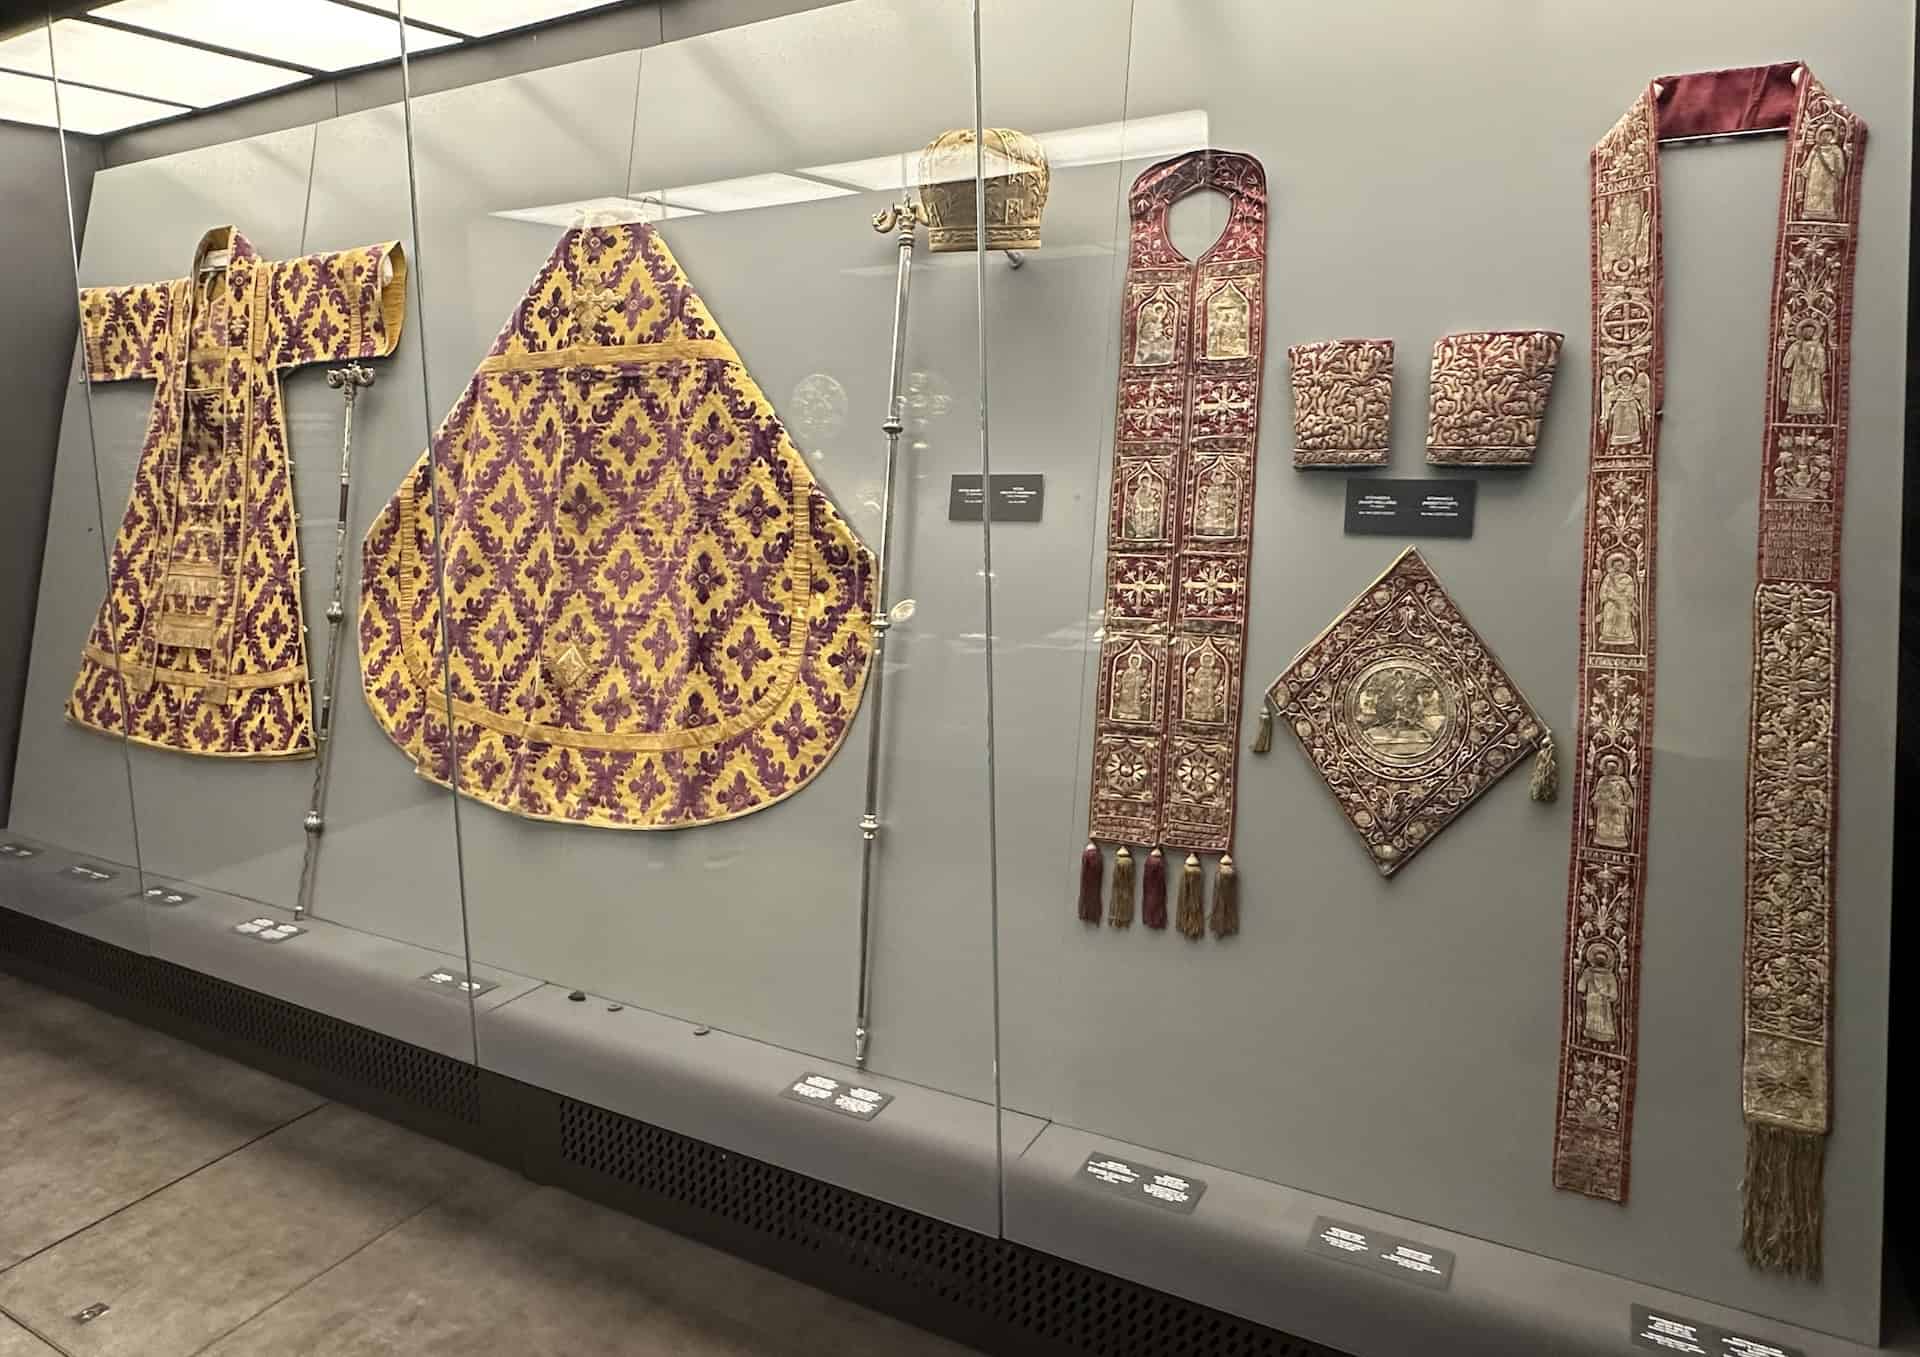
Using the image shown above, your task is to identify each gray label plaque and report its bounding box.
[1078,1153,1206,1214]
[781,1073,892,1121]
[1307,1217,1454,1290]
[1631,1305,1803,1357]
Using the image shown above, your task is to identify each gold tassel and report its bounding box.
[1108,845,1135,927]
[1251,698,1273,754]
[1209,855,1239,938]
[1743,1122,1825,1278]
[1529,727,1558,803]
[1175,853,1205,939]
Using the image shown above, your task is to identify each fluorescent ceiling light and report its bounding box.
[356,0,618,38]
[801,152,917,194]
[0,68,182,135]
[806,146,1029,193]
[1036,110,1211,169]
[801,112,1209,194]
[95,0,459,73]
[494,195,701,228]
[0,20,304,106]
[654,173,853,215]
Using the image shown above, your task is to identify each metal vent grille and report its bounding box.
[0,908,478,1123]
[558,1098,1342,1357]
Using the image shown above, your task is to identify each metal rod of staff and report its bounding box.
[294,362,375,922]
[851,197,923,1069]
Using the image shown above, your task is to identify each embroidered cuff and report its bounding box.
[1286,338,1393,467]
[1425,329,1563,466]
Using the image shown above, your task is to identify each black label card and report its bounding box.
[1307,1217,1455,1291]
[1078,1153,1205,1214]
[781,1073,893,1121]
[0,842,40,860]
[63,863,118,883]
[948,473,1045,522]
[1630,1305,1804,1357]
[1344,478,1476,538]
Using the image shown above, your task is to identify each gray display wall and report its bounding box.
[0,120,98,826]
[4,0,1907,1347]
[982,0,1909,1346]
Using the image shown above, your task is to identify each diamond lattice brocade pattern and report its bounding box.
[69,226,405,758]
[359,224,875,828]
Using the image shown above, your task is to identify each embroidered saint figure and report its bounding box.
[1126,471,1165,540]
[1577,943,1620,1043]
[1799,125,1848,221]
[1186,646,1225,724]
[1134,295,1175,366]
[1595,554,1639,647]
[1205,283,1250,359]
[1781,320,1828,416]
[1600,193,1649,275]
[1194,466,1238,536]
[1112,650,1151,722]
[1603,365,1650,447]
[1591,755,1634,849]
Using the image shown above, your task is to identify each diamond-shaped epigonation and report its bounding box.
[1259,546,1550,876]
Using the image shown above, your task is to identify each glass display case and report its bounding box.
[0,2,1909,1353]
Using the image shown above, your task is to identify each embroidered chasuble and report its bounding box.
[1079,150,1266,939]
[360,223,876,828]
[1551,64,1863,1278]
[69,227,407,758]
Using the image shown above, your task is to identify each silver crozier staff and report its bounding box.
[294,362,375,922]
[849,197,925,1069]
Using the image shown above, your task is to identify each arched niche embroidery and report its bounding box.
[1204,281,1250,360]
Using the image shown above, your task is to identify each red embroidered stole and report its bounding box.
[1081,150,1266,939]
[1552,64,1863,1277]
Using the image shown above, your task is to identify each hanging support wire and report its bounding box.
[293,362,374,922]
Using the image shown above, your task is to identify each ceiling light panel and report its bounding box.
[0,20,306,106]
[653,173,853,214]
[356,0,618,38]
[494,195,701,228]
[95,0,459,73]
[0,68,183,135]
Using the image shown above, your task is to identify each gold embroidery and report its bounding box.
[1424,330,1564,466]
[1260,547,1551,876]
[1286,338,1392,467]
[1204,282,1250,359]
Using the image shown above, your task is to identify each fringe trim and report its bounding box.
[1529,726,1558,803]
[1108,845,1135,927]
[1251,698,1274,754]
[1742,1121,1824,1278]
[1077,842,1104,923]
[1208,854,1239,937]
[1142,848,1168,930]
[1175,853,1205,939]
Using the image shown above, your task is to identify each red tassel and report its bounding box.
[1142,847,1168,929]
[1077,842,1104,922]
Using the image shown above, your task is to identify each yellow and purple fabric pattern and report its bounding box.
[359,223,875,828]
[70,225,406,758]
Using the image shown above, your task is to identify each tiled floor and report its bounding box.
[0,972,982,1357]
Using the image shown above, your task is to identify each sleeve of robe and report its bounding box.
[80,280,178,383]
[266,241,408,369]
